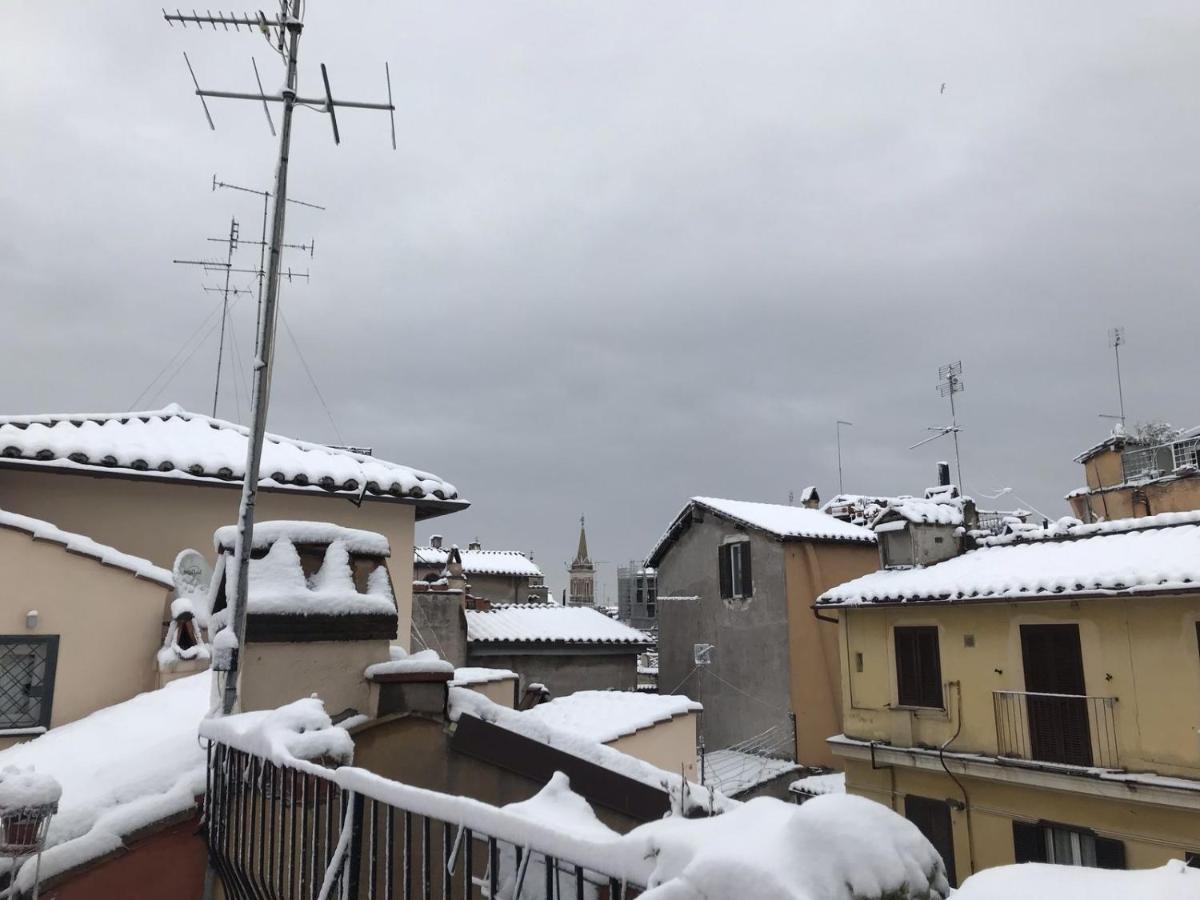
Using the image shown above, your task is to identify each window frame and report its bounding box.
[0,635,60,731]
[718,539,753,600]
[894,625,944,709]
[1013,820,1125,870]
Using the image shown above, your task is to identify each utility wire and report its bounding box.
[128,302,223,410]
[226,305,252,423]
[280,308,345,445]
[147,298,244,410]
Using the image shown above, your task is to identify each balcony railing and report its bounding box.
[205,742,643,900]
[993,691,1119,770]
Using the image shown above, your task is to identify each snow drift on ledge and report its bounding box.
[954,859,1199,899]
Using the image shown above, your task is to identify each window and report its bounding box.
[0,637,59,730]
[1185,852,1199,869]
[905,796,957,887]
[718,540,752,599]
[880,529,915,568]
[894,626,943,708]
[1013,821,1124,869]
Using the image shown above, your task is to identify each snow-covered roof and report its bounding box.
[0,673,210,892]
[954,860,1198,900]
[703,749,800,797]
[523,691,701,743]
[874,498,963,527]
[214,521,390,555]
[0,508,173,587]
[0,404,462,509]
[465,604,651,646]
[789,771,846,797]
[819,514,1200,606]
[414,546,542,578]
[647,496,875,565]
[450,666,519,687]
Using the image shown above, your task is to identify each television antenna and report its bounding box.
[908,361,964,489]
[163,1,397,717]
[836,419,853,495]
[1101,327,1126,428]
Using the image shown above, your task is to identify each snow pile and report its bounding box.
[982,508,1200,546]
[703,749,799,797]
[0,405,459,502]
[524,692,701,743]
[819,518,1200,605]
[214,521,391,555]
[450,667,519,687]
[0,673,210,889]
[789,771,845,797]
[877,499,963,527]
[200,696,354,766]
[0,767,61,812]
[504,772,618,841]
[633,794,948,899]
[0,509,172,587]
[414,546,543,578]
[225,536,396,616]
[466,604,651,644]
[365,648,454,679]
[954,859,1200,899]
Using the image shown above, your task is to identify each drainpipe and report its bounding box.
[938,681,977,878]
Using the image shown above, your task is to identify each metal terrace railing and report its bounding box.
[1119,435,1200,483]
[993,691,1120,770]
[205,742,643,900]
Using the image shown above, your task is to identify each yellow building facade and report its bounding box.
[817,515,1200,886]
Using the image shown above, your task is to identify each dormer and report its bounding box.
[207,521,398,715]
[872,500,964,569]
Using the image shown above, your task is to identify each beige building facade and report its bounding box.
[817,515,1200,886]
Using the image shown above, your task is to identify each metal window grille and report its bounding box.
[1172,437,1200,470]
[0,637,58,730]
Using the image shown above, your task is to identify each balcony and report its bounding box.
[993,691,1119,770]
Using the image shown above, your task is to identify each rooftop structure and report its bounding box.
[465,604,651,647]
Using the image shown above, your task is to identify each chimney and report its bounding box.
[800,485,820,509]
[429,535,443,550]
[937,461,951,487]
[468,539,482,551]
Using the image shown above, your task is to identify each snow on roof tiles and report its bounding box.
[522,691,701,743]
[0,404,461,506]
[0,508,173,587]
[875,499,963,527]
[819,516,1200,606]
[647,496,875,565]
[414,546,542,577]
[215,521,391,555]
[465,605,651,645]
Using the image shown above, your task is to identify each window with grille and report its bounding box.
[894,626,943,708]
[0,637,59,730]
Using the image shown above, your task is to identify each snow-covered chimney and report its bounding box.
[800,485,820,509]
[468,539,482,551]
[429,535,443,550]
[937,461,951,487]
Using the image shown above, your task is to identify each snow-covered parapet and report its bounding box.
[364,648,454,680]
[631,794,949,899]
[954,859,1198,899]
[200,697,354,767]
[214,521,391,556]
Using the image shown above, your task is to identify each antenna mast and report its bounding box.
[836,420,853,495]
[163,2,396,717]
[1109,327,1126,427]
[908,361,965,489]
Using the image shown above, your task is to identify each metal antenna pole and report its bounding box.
[163,1,397,718]
[224,1,301,716]
[212,218,238,416]
[1109,327,1126,427]
[836,420,853,495]
[949,387,963,489]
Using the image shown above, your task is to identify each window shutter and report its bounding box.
[718,545,732,599]
[1012,821,1046,864]
[740,542,753,596]
[1094,836,1126,870]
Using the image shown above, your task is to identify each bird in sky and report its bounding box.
[940,82,947,94]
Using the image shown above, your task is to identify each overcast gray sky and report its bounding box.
[3,2,1199,599]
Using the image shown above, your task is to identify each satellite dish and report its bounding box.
[173,549,214,598]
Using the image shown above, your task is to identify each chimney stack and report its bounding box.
[429,535,443,550]
[468,539,482,551]
[937,461,951,487]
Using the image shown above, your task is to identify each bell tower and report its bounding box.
[567,516,595,607]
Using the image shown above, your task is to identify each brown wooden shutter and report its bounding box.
[739,541,753,596]
[1012,821,1046,864]
[895,626,943,708]
[718,545,732,599]
[1095,836,1126,870]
